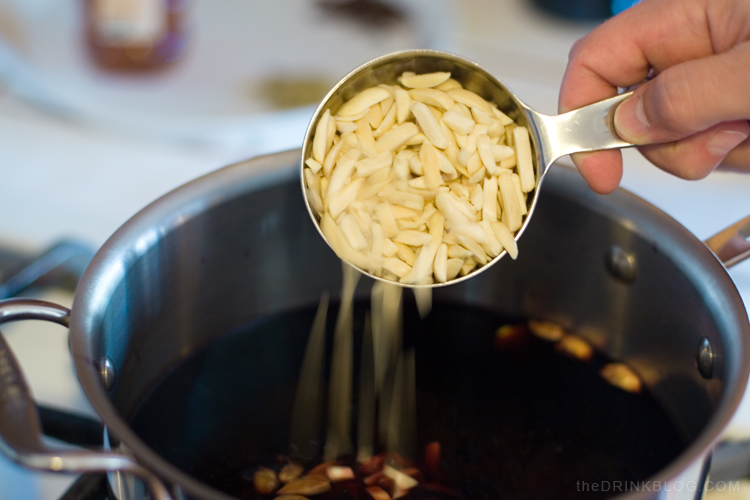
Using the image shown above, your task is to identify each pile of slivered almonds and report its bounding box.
[304,70,536,285]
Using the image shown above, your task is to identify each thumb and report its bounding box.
[614,42,750,145]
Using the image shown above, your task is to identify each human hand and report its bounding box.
[559,0,750,194]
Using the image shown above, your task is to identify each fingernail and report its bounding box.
[707,130,749,157]
[614,94,650,143]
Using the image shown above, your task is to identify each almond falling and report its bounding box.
[304,71,536,285]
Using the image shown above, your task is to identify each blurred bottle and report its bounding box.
[82,0,189,71]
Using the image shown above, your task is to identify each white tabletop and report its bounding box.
[0,0,749,498]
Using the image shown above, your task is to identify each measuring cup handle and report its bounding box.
[0,298,173,500]
[530,91,635,169]
[704,215,750,268]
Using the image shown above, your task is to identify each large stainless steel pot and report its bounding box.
[1,149,749,500]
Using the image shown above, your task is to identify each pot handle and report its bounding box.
[704,215,750,269]
[0,298,173,500]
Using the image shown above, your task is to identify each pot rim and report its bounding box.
[68,149,750,500]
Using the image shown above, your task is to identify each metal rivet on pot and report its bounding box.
[605,246,637,284]
[696,337,714,379]
[100,357,115,391]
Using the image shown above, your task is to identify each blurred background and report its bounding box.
[0,0,749,498]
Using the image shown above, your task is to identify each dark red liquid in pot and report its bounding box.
[128,301,686,500]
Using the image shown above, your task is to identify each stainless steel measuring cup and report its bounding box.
[300,49,634,287]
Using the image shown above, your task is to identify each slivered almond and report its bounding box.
[466,151,483,175]
[469,183,483,212]
[442,110,475,135]
[408,154,423,176]
[497,171,523,232]
[373,103,397,138]
[334,109,369,122]
[436,149,457,178]
[479,220,503,257]
[399,71,451,88]
[394,242,416,266]
[328,178,364,219]
[384,257,412,278]
[305,157,323,174]
[304,168,321,195]
[338,87,391,117]
[356,118,378,158]
[393,153,411,180]
[428,211,445,240]
[445,191,477,220]
[306,188,323,215]
[253,467,279,494]
[406,133,428,147]
[488,120,506,138]
[356,152,393,177]
[327,149,361,197]
[380,93,394,117]
[375,123,419,153]
[394,87,412,124]
[435,193,469,226]
[500,155,517,169]
[394,230,434,247]
[446,88,492,114]
[382,238,399,257]
[492,107,515,125]
[482,176,498,222]
[464,124,489,154]
[449,102,472,118]
[511,174,528,216]
[447,244,473,259]
[476,134,497,174]
[279,463,304,483]
[401,240,440,284]
[366,104,383,130]
[456,234,488,265]
[410,102,448,149]
[390,205,419,220]
[490,221,518,259]
[439,120,459,150]
[366,486,391,500]
[419,141,443,189]
[468,165,486,184]
[449,182,469,199]
[278,475,331,496]
[370,221,384,258]
[446,258,463,280]
[470,106,493,126]
[433,243,448,283]
[327,466,356,482]
[436,78,462,91]
[460,257,477,276]
[492,144,514,161]
[528,319,565,341]
[450,222,487,246]
[340,213,368,251]
[379,187,424,212]
[312,109,333,163]
[514,126,535,193]
[408,88,454,110]
[600,363,642,393]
